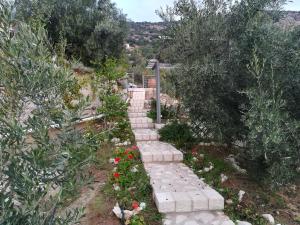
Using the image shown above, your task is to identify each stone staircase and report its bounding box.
[128,88,234,225]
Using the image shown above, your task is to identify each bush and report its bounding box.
[244,54,300,187]
[159,0,300,145]
[158,121,196,149]
[147,98,177,121]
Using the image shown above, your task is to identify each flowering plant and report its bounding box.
[107,145,160,224]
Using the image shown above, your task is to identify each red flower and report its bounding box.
[132,201,139,209]
[128,154,134,160]
[114,157,121,164]
[191,148,198,156]
[132,146,138,150]
[124,148,131,154]
[113,172,120,179]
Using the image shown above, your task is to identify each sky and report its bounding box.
[112,0,300,22]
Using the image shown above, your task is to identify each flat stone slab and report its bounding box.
[163,211,234,225]
[144,163,224,213]
[131,122,154,129]
[128,108,148,113]
[128,112,147,118]
[130,117,153,124]
[137,141,183,163]
[133,129,159,141]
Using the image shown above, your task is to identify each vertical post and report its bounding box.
[142,74,145,88]
[155,61,161,124]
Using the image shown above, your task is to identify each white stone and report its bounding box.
[176,215,188,223]
[226,199,234,205]
[152,152,163,162]
[221,174,228,183]
[202,188,224,210]
[163,151,173,161]
[184,221,199,225]
[174,151,184,161]
[163,219,172,225]
[155,123,165,129]
[154,192,175,213]
[262,214,275,225]
[237,221,252,225]
[198,211,215,223]
[172,192,192,212]
[238,190,246,202]
[188,191,209,211]
[141,152,152,162]
[221,221,235,225]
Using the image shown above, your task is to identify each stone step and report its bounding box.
[128,108,147,113]
[144,163,224,213]
[133,129,159,141]
[131,122,154,129]
[128,112,147,118]
[137,141,183,163]
[130,117,153,124]
[130,101,145,107]
[163,211,234,225]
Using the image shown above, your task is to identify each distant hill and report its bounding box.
[127,22,167,46]
[279,11,300,27]
[284,11,300,21]
[127,11,300,47]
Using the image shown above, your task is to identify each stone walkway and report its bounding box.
[128,88,234,225]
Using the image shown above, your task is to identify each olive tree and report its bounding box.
[0,2,99,223]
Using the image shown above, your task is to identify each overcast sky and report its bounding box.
[112,0,300,22]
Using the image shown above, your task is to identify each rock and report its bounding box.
[238,190,246,202]
[221,221,235,225]
[204,162,214,172]
[226,199,233,205]
[221,173,228,183]
[237,220,252,225]
[262,214,275,224]
[225,155,247,174]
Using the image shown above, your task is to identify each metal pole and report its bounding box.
[142,74,145,88]
[155,61,161,124]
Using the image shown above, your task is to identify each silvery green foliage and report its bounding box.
[244,54,300,187]
[0,2,95,224]
[14,0,128,65]
[160,0,300,186]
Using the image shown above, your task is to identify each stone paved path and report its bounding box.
[128,88,234,225]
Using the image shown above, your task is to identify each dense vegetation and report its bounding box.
[160,0,300,187]
[14,0,127,65]
[0,0,129,224]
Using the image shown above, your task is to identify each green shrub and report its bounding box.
[147,98,177,121]
[158,121,196,149]
[244,54,300,187]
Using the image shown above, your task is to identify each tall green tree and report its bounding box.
[0,2,99,223]
[14,0,128,65]
[160,0,300,185]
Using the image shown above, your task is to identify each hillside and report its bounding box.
[127,11,300,47]
[127,21,166,46]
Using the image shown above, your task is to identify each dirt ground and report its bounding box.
[69,168,120,225]
[198,145,300,225]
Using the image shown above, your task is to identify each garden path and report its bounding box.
[128,88,234,225]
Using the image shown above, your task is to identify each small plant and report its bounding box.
[159,121,196,149]
[147,98,177,121]
[105,146,162,224]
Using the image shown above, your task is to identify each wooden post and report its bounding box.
[155,61,161,124]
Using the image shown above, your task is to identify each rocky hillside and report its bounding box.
[127,22,166,46]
